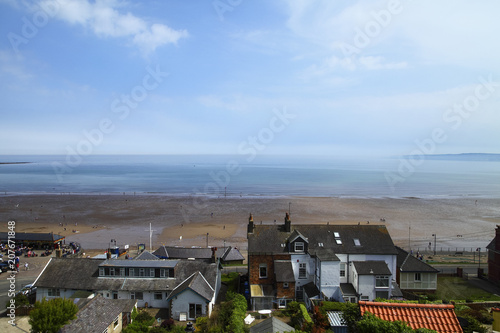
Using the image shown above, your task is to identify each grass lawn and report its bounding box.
[436,276,500,302]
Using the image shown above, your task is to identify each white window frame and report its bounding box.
[99,267,105,276]
[139,268,145,277]
[48,288,60,297]
[129,268,135,277]
[150,268,155,277]
[160,269,166,278]
[299,263,307,279]
[154,292,163,300]
[283,282,289,289]
[295,242,304,252]
[340,263,346,277]
[113,315,119,330]
[259,263,267,278]
[375,275,390,288]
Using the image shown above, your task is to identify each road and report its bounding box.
[430,263,486,275]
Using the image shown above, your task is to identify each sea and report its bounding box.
[0,154,499,198]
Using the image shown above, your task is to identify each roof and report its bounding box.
[134,251,159,260]
[274,261,294,282]
[0,231,64,242]
[154,245,244,263]
[248,224,397,255]
[396,247,439,273]
[167,271,214,302]
[303,281,320,298]
[99,259,178,268]
[61,295,136,333]
[221,246,245,262]
[340,283,356,296]
[359,301,463,333]
[310,247,340,261]
[327,311,347,327]
[352,261,391,275]
[250,284,275,298]
[33,258,104,290]
[249,316,294,333]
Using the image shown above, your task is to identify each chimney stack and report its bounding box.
[284,212,291,232]
[496,225,500,250]
[211,247,217,263]
[247,213,255,234]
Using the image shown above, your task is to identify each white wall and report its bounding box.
[36,288,76,302]
[170,290,208,321]
[319,260,340,300]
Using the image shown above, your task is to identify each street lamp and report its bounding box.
[432,234,436,255]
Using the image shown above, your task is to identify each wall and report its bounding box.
[170,290,207,321]
[399,272,437,290]
[248,254,290,285]
[36,288,76,302]
[319,260,340,300]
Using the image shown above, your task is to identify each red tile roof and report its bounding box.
[359,301,463,333]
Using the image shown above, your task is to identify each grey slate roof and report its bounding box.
[60,295,136,333]
[311,248,340,261]
[0,231,64,242]
[352,261,391,275]
[153,245,244,263]
[249,316,294,333]
[134,250,159,260]
[303,281,320,298]
[274,261,294,282]
[248,224,397,255]
[33,258,104,290]
[396,247,439,273]
[33,258,219,293]
[167,271,214,302]
[221,246,245,262]
[99,259,178,268]
[340,283,357,296]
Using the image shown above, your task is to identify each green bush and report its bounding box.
[29,298,79,333]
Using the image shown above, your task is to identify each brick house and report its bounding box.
[247,213,399,310]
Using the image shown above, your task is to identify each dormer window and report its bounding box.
[295,242,304,252]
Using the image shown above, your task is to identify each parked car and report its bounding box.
[0,261,11,273]
[17,284,37,296]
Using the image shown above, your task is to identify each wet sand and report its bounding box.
[1,194,499,255]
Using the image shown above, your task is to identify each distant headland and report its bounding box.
[0,162,32,165]
[403,153,500,161]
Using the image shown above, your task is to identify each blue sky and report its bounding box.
[1,0,499,157]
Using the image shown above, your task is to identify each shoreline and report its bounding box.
[1,194,499,252]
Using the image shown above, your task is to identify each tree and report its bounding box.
[29,297,78,333]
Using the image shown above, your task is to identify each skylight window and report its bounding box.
[334,232,340,238]
[318,243,324,247]
[353,238,361,246]
[335,239,342,245]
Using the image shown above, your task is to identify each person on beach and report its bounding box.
[15,257,20,272]
[25,262,29,270]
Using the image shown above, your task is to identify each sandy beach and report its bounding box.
[1,194,500,256]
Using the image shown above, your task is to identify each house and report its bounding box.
[249,316,295,333]
[153,245,245,265]
[396,246,439,292]
[247,213,399,310]
[33,256,221,321]
[359,301,463,333]
[60,295,137,333]
[0,231,65,249]
[487,225,500,284]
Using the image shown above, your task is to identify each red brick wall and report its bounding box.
[248,254,291,285]
[277,282,295,299]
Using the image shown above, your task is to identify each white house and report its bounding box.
[247,213,400,310]
[33,254,221,321]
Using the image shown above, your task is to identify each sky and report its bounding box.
[0,0,499,157]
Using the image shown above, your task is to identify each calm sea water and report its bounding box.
[0,155,499,198]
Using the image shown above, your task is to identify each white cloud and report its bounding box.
[36,0,188,54]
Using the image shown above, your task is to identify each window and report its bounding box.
[139,268,145,277]
[120,268,125,276]
[129,268,135,277]
[48,288,60,297]
[299,263,307,279]
[189,303,203,319]
[375,291,389,299]
[353,238,361,246]
[130,292,143,300]
[296,286,304,300]
[334,232,340,238]
[376,276,390,287]
[335,239,342,245]
[259,263,267,278]
[113,316,119,329]
[110,268,115,276]
[283,282,289,289]
[295,242,304,252]
[150,269,155,277]
[279,299,291,308]
[154,292,163,300]
[415,273,421,281]
[99,267,105,276]
[360,296,369,301]
[340,263,346,277]
[168,269,175,278]
[160,269,166,278]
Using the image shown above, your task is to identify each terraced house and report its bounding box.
[247,213,401,310]
[33,253,221,321]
